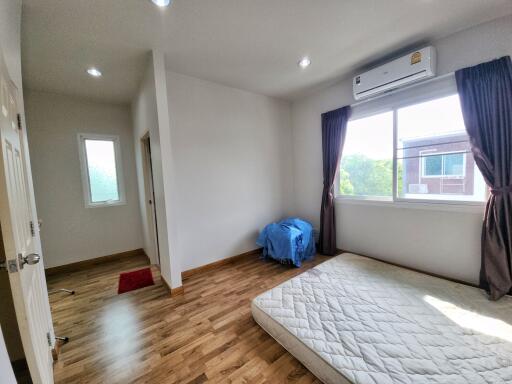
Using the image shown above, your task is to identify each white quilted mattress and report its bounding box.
[251,253,512,384]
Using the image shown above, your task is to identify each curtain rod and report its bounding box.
[350,71,456,109]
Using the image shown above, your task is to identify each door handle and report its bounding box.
[18,253,41,269]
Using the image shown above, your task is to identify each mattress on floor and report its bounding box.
[251,253,512,384]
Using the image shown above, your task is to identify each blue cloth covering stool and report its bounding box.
[256,217,316,267]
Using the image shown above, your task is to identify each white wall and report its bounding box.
[0,0,22,93]
[132,59,160,265]
[25,90,144,268]
[153,52,183,288]
[132,55,177,288]
[166,71,294,272]
[291,15,512,285]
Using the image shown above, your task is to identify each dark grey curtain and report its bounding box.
[319,106,351,255]
[455,56,512,300]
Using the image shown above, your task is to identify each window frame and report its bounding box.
[77,133,126,208]
[335,74,487,208]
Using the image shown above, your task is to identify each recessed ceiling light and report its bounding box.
[151,0,171,6]
[298,57,311,69]
[86,67,102,77]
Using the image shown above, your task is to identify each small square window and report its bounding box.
[78,133,125,207]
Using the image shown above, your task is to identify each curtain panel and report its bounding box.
[455,56,512,300]
[319,106,351,256]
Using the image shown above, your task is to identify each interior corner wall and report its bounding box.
[132,60,160,266]
[165,70,294,272]
[290,15,512,285]
[132,55,176,288]
[25,90,144,268]
[152,51,183,288]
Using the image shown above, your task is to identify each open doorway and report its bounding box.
[141,133,160,266]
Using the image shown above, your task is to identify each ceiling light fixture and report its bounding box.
[151,0,171,7]
[86,67,102,77]
[298,57,311,69]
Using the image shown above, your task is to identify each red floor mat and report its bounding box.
[118,268,154,294]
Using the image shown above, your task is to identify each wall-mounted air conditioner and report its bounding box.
[353,46,436,100]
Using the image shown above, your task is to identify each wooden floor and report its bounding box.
[48,252,330,384]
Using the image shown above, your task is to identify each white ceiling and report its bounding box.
[21,0,512,104]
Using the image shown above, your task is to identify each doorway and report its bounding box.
[141,134,160,266]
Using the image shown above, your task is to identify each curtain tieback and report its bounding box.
[490,185,512,195]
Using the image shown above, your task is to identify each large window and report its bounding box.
[78,133,125,207]
[338,83,487,204]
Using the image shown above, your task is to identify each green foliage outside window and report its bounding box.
[339,154,403,197]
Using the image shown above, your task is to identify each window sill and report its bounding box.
[334,196,485,214]
[85,200,126,209]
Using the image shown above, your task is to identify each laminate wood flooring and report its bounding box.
[48,251,330,384]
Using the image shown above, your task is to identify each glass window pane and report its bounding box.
[85,139,119,203]
[339,111,393,198]
[396,94,486,201]
[423,155,442,176]
[443,153,464,176]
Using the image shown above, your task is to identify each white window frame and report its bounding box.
[420,150,466,178]
[77,133,126,208]
[335,73,487,208]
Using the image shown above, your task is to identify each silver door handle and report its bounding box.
[18,253,40,269]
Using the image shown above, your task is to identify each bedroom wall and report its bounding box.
[132,53,178,288]
[291,15,512,285]
[132,58,164,266]
[25,90,144,268]
[166,70,294,272]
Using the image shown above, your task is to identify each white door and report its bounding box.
[0,51,54,383]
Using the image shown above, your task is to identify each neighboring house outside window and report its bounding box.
[402,133,474,196]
